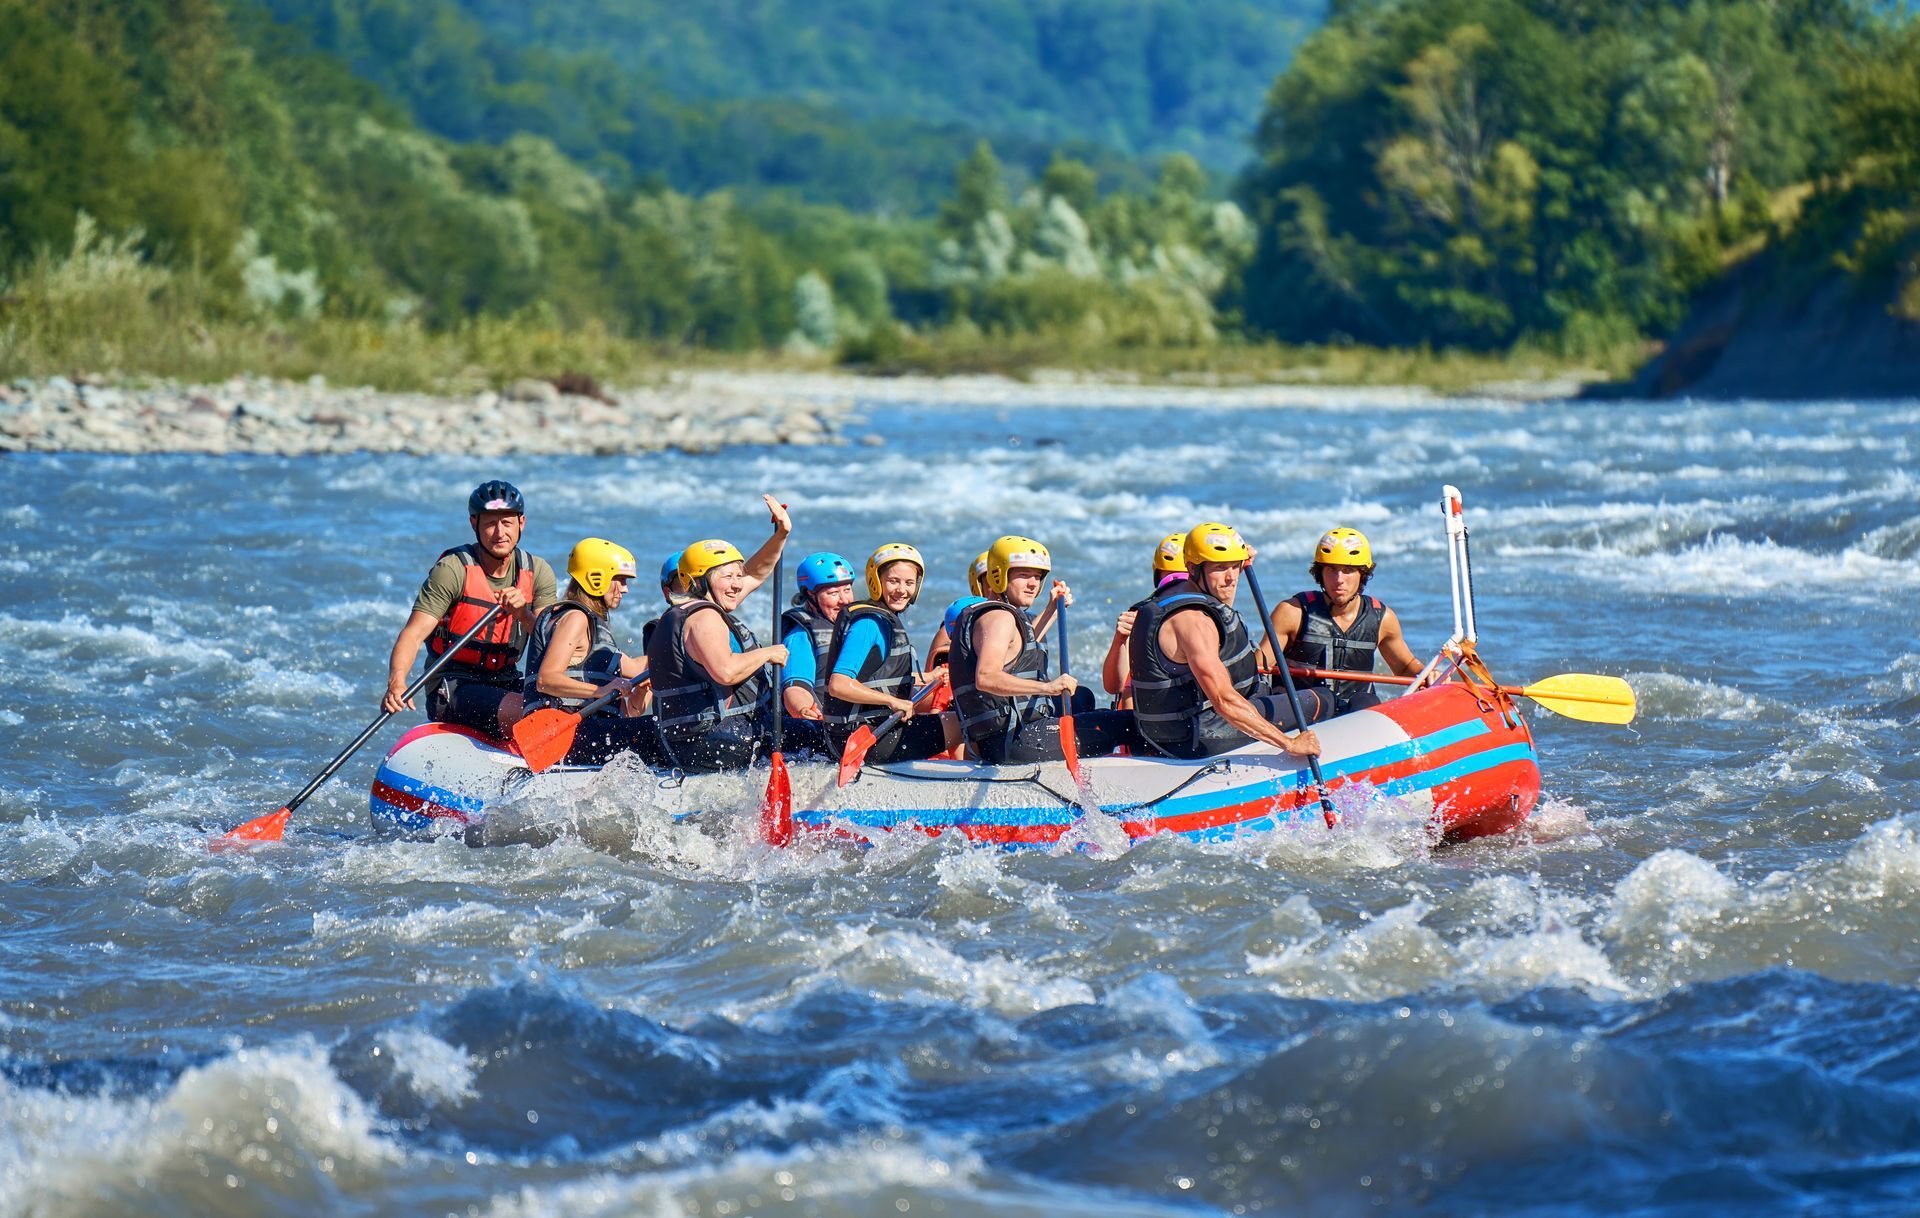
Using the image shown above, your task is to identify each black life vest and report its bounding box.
[949,599,1048,747]
[779,603,838,692]
[1284,591,1385,715]
[645,598,771,734]
[426,544,536,679]
[1128,580,1265,758]
[521,601,623,713]
[821,602,917,729]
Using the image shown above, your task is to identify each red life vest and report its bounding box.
[426,545,535,673]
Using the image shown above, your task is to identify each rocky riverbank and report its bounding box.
[0,374,853,455]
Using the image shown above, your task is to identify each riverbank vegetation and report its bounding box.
[1,0,1913,392]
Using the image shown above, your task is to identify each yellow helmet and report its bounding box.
[679,538,747,583]
[985,535,1052,594]
[568,537,638,598]
[1153,532,1187,579]
[1183,521,1250,567]
[865,542,925,604]
[968,551,990,597]
[1314,527,1374,568]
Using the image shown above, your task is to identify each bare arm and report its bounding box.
[383,610,441,712]
[686,608,787,687]
[1101,610,1135,695]
[1258,600,1304,669]
[740,494,793,594]
[1377,608,1423,677]
[535,612,607,702]
[972,610,1075,700]
[1173,613,1320,757]
[828,672,916,718]
[784,685,823,719]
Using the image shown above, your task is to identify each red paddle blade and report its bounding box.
[761,750,793,847]
[837,725,878,788]
[511,708,581,773]
[214,807,290,848]
[927,682,952,712]
[1058,715,1083,787]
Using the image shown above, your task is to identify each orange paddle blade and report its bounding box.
[215,807,290,847]
[837,725,878,787]
[511,707,583,773]
[1059,715,1083,787]
[761,750,793,846]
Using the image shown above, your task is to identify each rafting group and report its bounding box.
[380,479,1431,778]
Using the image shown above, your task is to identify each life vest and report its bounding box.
[426,545,535,676]
[645,598,771,734]
[1128,581,1265,758]
[949,599,1048,747]
[779,603,837,692]
[1285,591,1385,715]
[821,602,917,729]
[520,601,623,713]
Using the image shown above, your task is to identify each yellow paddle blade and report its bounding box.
[1515,673,1637,724]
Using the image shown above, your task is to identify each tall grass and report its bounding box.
[0,217,1629,394]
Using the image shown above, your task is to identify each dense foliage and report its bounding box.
[1236,0,1890,350]
[2,0,1915,382]
[245,0,1316,210]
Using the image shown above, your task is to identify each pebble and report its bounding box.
[0,374,853,456]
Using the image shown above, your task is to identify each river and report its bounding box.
[3,387,1917,1216]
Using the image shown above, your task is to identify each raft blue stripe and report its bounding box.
[373,766,488,814]
[1143,717,1492,819]
[1373,743,1536,798]
[369,796,430,831]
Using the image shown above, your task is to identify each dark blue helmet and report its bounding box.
[468,480,524,516]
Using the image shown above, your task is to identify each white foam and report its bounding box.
[807,925,1096,1015]
[0,1041,400,1212]
[378,1027,480,1107]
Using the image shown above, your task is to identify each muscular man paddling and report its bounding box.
[383,480,557,736]
[1267,528,1422,716]
[1129,522,1326,759]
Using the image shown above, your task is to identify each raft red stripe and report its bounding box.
[370,779,471,822]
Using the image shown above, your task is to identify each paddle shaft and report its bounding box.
[1283,664,1629,708]
[281,601,507,816]
[858,677,949,744]
[1055,595,1072,714]
[1243,567,1338,827]
[770,558,784,753]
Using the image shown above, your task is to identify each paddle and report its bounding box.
[836,675,949,787]
[511,676,642,773]
[761,556,793,847]
[1243,566,1339,829]
[216,602,507,845]
[1053,591,1088,791]
[1282,665,1637,724]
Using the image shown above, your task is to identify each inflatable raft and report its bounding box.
[369,679,1540,848]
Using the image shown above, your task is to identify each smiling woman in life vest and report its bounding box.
[522,538,668,767]
[823,543,953,763]
[382,479,558,738]
[1265,527,1422,715]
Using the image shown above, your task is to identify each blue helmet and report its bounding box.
[796,551,855,594]
[660,551,684,587]
[944,595,989,635]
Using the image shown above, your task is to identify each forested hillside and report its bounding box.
[245,0,1317,210]
[1,0,1915,388]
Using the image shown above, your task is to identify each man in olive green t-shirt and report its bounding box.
[383,480,558,736]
